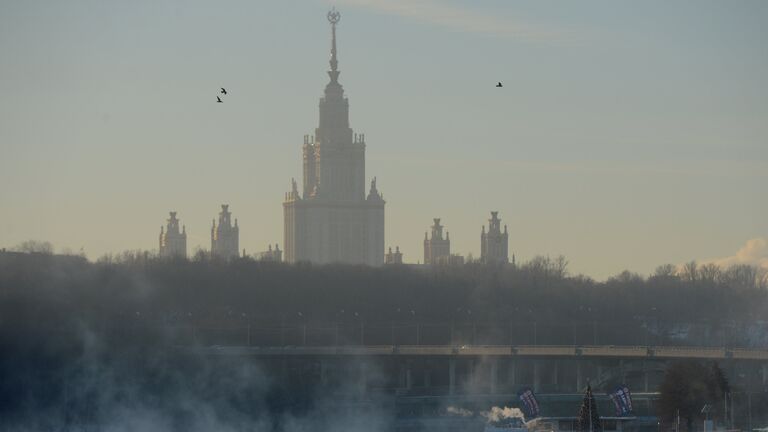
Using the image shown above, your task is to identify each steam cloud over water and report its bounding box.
[481,406,527,423]
[2,324,395,432]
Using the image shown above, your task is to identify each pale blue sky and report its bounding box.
[1,0,766,279]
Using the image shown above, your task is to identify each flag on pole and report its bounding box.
[517,387,540,419]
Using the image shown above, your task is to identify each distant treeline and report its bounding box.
[1,249,767,430]
[1,249,766,345]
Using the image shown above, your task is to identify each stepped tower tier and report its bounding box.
[480,211,509,264]
[424,218,450,265]
[211,204,239,260]
[159,211,187,258]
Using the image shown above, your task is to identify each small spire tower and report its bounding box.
[424,218,451,265]
[480,211,509,264]
[211,204,239,259]
[159,211,187,258]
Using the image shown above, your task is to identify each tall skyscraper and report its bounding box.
[283,9,385,266]
[424,218,450,265]
[159,211,187,258]
[211,204,239,259]
[480,211,509,264]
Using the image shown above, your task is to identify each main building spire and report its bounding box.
[284,8,385,266]
[327,8,341,83]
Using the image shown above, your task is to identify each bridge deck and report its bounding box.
[183,344,768,360]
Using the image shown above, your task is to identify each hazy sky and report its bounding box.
[1,0,766,279]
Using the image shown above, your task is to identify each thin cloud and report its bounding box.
[333,0,568,42]
[370,156,768,179]
[701,238,768,270]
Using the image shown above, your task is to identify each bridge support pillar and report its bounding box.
[490,358,499,394]
[643,362,649,392]
[406,361,413,391]
[576,362,583,392]
[553,361,559,387]
[509,360,516,388]
[619,359,626,384]
[359,362,368,395]
[320,360,328,386]
[449,358,456,395]
[533,362,541,393]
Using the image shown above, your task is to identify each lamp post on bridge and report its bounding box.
[353,311,363,345]
[411,309,419,345]
[297,311,306,346]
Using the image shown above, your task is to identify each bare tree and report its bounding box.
[192,248,210,263]
[554,255,569,279]
[610,270,644,284]
[523,255,569,279]
[659,361,729,432]
[698,263,720,283]
[653,264,677,278]
[720,264,760,289]
[13,240,54,254]
[679,261,698,283]
[759,267,768,290]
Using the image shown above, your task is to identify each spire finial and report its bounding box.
[327,8,341,82]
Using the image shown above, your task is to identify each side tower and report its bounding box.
[480,211,509,264]
[255,244,283,262]
[385,246,403,265]
[211,204,239,260]
[424,218,450,265]
[283,9,385,266]
[159,211,187,258]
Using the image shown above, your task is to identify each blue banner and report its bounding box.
[517,387,540,419]
[608,385,633,416]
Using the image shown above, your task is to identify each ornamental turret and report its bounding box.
[480,211,509,264]
[159,211,187,258]
[424,218,451,265]
[211,204,239,259]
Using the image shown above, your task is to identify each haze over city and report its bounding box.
[3,3,768,432]
[1,1,767,279]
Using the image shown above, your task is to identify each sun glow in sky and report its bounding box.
[1,0,766,279]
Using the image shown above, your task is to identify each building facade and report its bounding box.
[423,218,450,265]
[385,246,403,265]
[480,211,509,264]
[435,254,464,266]
[211,204,239,259]
[159,211,187,258]
[255,244,282,262]
[283,10,385,266]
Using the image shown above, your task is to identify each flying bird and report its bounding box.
[220,88,227,95]
[496,82,503,88]
[216,96,223,103]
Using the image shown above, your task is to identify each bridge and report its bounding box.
[167,325,768,429]
[188,344,768,361]
[180,342,768,396]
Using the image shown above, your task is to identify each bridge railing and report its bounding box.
[156,321,768,350]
